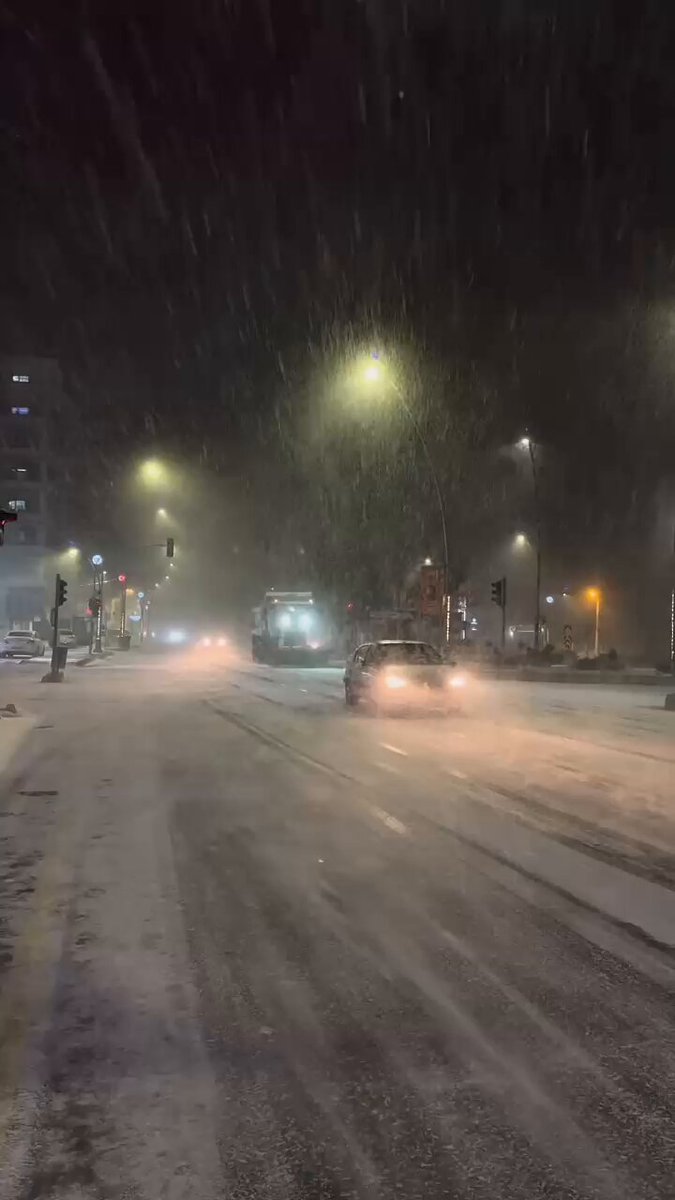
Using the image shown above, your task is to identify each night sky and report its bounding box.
[2,2,675,632]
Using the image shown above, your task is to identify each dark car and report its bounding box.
[344,640,467,714]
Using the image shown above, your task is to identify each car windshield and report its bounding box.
[374,642,442,665]
[8,631,31,637]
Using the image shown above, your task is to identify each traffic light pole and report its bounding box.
[491,576,507,651]
[50,573,61,676]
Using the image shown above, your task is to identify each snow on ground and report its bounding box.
[1,651,675,1198]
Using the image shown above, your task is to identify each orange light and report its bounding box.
[585,587,601,603]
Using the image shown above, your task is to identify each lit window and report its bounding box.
[11,375,30,383]
[11,407,30,416]
[8,499,26,511]
[15,467,26,474]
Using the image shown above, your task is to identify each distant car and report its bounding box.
[0,630,47,658]
[198,634,229,649]
[344,640,467,714]
[58,629,76,648]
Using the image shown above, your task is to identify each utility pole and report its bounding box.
[670,587,674,673]
[527,438,542,652]
[91,554,104,653]
[118,574,128,641]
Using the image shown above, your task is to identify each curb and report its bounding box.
[473,669,671,687]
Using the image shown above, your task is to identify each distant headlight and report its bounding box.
[448,673,466,689]
[217,637,227,647]
[385,674,407,690]
[309,640,321,650]
[167,629,186,644]
[201,636,212,647]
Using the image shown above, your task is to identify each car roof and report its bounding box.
[7,630,33,635]
[374,639,432,646]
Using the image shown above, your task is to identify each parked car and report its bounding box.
[344,640,467,714]
[0,630,47,658]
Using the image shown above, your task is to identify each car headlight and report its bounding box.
[448,673,466,689]
[202,636,212,647]
[385,674,407,690]
[167,629,186,644]
[217,637,227,647]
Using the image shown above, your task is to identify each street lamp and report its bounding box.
[349,351,450,637]
[156,507,168,519]
[139,459,168,488]
[514,532,528,548]
[586,587,601,657]
[516,434,542,651]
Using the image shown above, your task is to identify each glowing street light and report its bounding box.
[585,587,602,657]
[157,507,168,519]
[514,532,528,548]
[139,459,167,488]
[91,553,103,567]
[65,546,80,560]
[363,360,383,383]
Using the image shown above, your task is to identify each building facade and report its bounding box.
[0,357,70,627]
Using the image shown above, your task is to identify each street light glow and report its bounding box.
[424,556,432,566]
[514,532,527,547]
[139,459,167,487]
[586,587,601,603]
[157,507,168,519]
[518,436,531,450]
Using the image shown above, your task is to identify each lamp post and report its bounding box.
[586,587,601,657]
[354,354,450,639]
[517,436,542,651]
[91,554,104,653]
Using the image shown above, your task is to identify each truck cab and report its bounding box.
[251,590,329,665]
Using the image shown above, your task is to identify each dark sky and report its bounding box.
[2,1,675,608]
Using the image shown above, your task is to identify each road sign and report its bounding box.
[563,623,574,651]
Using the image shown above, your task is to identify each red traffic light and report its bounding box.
[118,573,127,584]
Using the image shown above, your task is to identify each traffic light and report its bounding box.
[166,537,174,558]
[491,577,506,608]
[57,577,68,606]
[118,573,127,584]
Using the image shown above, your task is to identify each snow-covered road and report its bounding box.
[1,651,674,1198]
